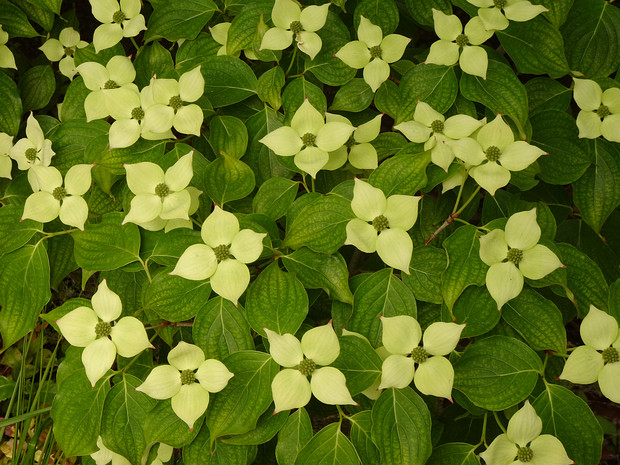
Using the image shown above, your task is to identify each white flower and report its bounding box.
[573,78,620,143]
[468,0,549,31]
[136,342,233,430]
[89,0,146,52]
[0,133,13,179]
[39,27,88,80]
[0,25,16,69]
[56,280,152,387]
[264,322,356,413]
[9,113,55,190]
[323,113,382,170]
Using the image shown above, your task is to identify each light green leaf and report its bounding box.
[282,77,327,123]
[349,411,380,465]
[276,408,313,465]
[257,66,285,111]
[331,335,383,395]
[201,56,257,107]
[253,177,299,220]
[184,426,250,465]
[203,151,256,205]
[330,78,374,112]
[294,423,358,465]
[222,408,288,445]
[0,0,38,37]
[0,204,41,255]
[368,150,431,196]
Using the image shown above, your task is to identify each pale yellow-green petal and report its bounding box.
[210,22,230,46]
[448,137,486,166]
[505,208,540,250]
[504,1,548,22]
[464,16,494,45]
[376,228,413,274]
[358,15,383,47]
[529,434,573,465]
[381,34,410,63]
[432,9,462,41]
[363,58,390,93]
[506,400,542,447]
[93,23,123,52]
[378,354,415,389]
[499,141,545,171]
[425,40,460,66]
[602,87,620,113]
[65,164,93,196]
[580,305,619,350]
[354,114,382,143]
[264,328,304,367]
[151,78,179,104]
[295,146,329,178]
[383,195,420,231]
[143,104,175,134]
[486,262,524,310]
[59,195,89,230]
[171,383,209,430]
[77,62,108,90]
[299,3,329,32]
[92,279,122,322]
[598,362,620,403]
[479,229,508,266]
[82,337,116,387]
[469,161,511,196]
[519,244,563,280]
[414,355,454,399]
[272,369,312,413]
[260,27,294,52]
[601,114,620,143]
[39,38,64,62]
[122,14,146,37]
[479,434,518,465]
[394,120,432,143]
[90,0,117,23]
[109,119,141,149]
[164,152,193,192]
[477,114,514,151]
[201,205,239,247]
[124,161,164,195]
[351,178,386,221]
[348,143,378,169]
[271,0,300,29]
[106,55,136,86]
[173,104,203,136]
[168,341,205,371]
[443,114,484,139]
[310,367,356,405]
[381,315,421,355]
[22,191,61,223]
[56,307,98,347]
[260,126,303,157]
[335,41,370,69]
[291,99,324,137]
[210,259,250,305]
[573,79,602,111]
[170,244,218,281]
[229,229,266,263]
[479,6,510,31]
[460,45,488,79]
[423,322,465,356]
[122,194,163,225]
[178,66,204,103]
[110,316,151,358]
[430,137,456,171]
[576,110,602,139]
[195,359,234,392]
[414,101,444,127]
[345,218,378,253]
[120,0,141,18]
[135,365,182,400]
[324,146,348,170]
[105,86,140,120]
[316,122,355,152]
[160,191,191,221]
[301,322,340,366]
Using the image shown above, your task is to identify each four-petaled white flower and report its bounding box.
[335,16,410,92]
[467,0,549,31]
[573,78,620,143]
[394,101,484,172]
[480,401,572,465]
[479,208,563,310]
[447,113,546,195]
[136,341,233,430]
[324,113,382,170]
[39,27,88,80]
[259,99,355,178]
[559,305,620,404]
[0,25,16,69]
[122,152,194,226]
[56,280,152,387]
[171,205,266,305]
[425,9,494,79]
[89,0,146,52]
[22,164,93,230]
[264,322,357,413]
[259,0,330,60]
[345,179,420,274]
[378,315,464,399]
[0,133,13,179]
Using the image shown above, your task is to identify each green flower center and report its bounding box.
[369,45,382,59]
[65,46,75,56]
[430,119,444,134]
[52,186,67,201]
[602,347,619,364]
[131,107,145,120]
[455,34,469,47]
[290,20,303,35]
[298,358,316,376]
[345,135,356,149]
[410,346,429,364]
[372,215,389,231]
[517,446,533,462]
[486,145,501,162]
[180,369,196,385]
[507,248,523,264]
[95,321,112,338]
[104,80,118,89]
[155,183,169,198]
[25,148,38,162]
[302,132,316,147]
[494,0,507,8]
[169,95,183,111]
[113,10,126,23]
[214,244,233,262]
[596,104,611,118]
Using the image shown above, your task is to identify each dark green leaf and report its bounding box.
[209,116,249,159]
[222,409,288,445]
[203,151,256,205]
[295,423,358,465]
[0,0,38,37]
[257,66,285,110]
[354,0,399,35]
[144,401,198,448]
[525,77,571,117]
[49,119,109,175]
[402,246,447,304]
[349,411,380,465]
[453,285,501,338]
[201,56,257,107]
[276,408,313,465]
[330,78,374,112]
[427,443,480,465]
[0,71,22,136]
[331,334,383,395]
[133,41,175,88]
[404,0,451,27]
[145,0,217,42]
[282,77,327,122]
[369,150,431,196]
[184,426,250,464]
[59,77,89,121]
[253,177,299,220]
[398,65,458,123]
[18,65,55,111]
[0,204,41,255]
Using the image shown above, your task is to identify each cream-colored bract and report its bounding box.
[573,78,620,143]
[467,0,549,31]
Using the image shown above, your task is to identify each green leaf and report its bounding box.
[209,116,249,159]
[497,16,569,78]
[73,213,141,272]
[226,0,274,55]
[397,65,458,123]
[349,269,417,347]
[402,246,447,304]
[253,177,299,220]
[203,151,256,205]
[573,139,620,233]
[206,350,279,439]
[24,2,54,34]
[145,0,217,42]
[201,56,257,107]
[59,77,89,121]
[354,0,399,35]
[0,0,38,37]
[133,41,175,88]
[330,78,374,112]
[51,367,110,457]
[453,285,500,338]
[18,65,55,111]
[374,80,401,120]
[74,43,126,67]
[222,409,288,445]
[533,384,603,465]
[284,194,353,254]
[561,0,620,78]
[525,77,572,117]
[193,297,254,359]
[368,150,431,196]
[404,0,451,27]
[331,334,383,395]
[97,139,167,175]
[48,233,78,290]
[427,443,480,465]
[349,411,380,465]
[101,375,157,465]
[531,110,590,185]
[453,335,542,410]
[460,59,528,134]
[276,408,313,465]
[175,32,220,70]
[145,228,203,267]
[502,287,567,353]
[371,387,432,465]
[144,401,198,448]
[282,77,327,122]
[257,66,285,111]
[0,204,41,255]
[0,71,22,136]
[282,248,354,305]
[144,269,211,322]
[441,225,487,311]
[245,262,308,336]
[49,119,110,175]
[295,423,358,465]
[28,0,61,13]
[184,426,250,465]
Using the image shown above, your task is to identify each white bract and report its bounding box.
[264,322,356,412]
[21,164,92,230]
[149,444,173,465]
[0,25,16,69]
[122,152,194,227]
[259,99,355,178]
[448,113,546,195]
[559,305,620,403]
[323,113,382,170]
[573,78,620,143]
[89,0,146,52]
[345,179,420,274]
[91,436,130,465]
[394,101,484,172]
[56,280,152,387]
[171,206,266,305]
[259,0,329,60]
[480,401,572,465]
[335,16,410,92]
[136,342,233,430]
[478,208,563,309]
[39,27,88,80]
[467,0,548,31]
[425,9,493,79]
[378,315,464,399]
[0,133,13,179]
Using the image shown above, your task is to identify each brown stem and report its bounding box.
[425,212,459,246]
